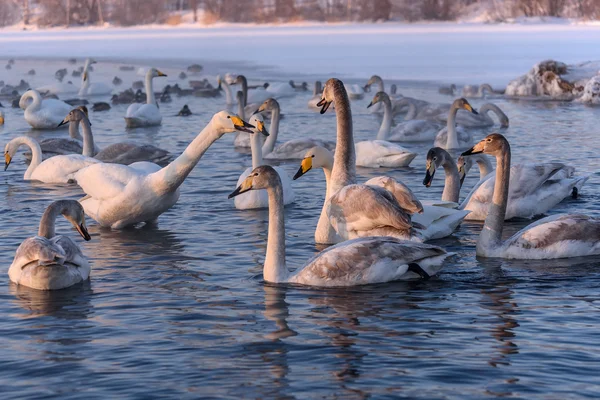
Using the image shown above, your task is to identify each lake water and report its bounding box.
[0,59,599,399]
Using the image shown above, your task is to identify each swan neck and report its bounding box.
[446,104,460,149]
[237,95,245,120]
[80,118,95,157]
[480,103,508,127]
[479,147,510,253]
[476,155,494,179]
[331,81,356,194]
[14,137,42,179]
[69,119,83,140]
[264,179,288,283]
[442,157,461,202]
[250,132,264,169]
[404,99,418,120]
[315,164,339,244]
[24,91,42,112]
[145,73,156,105]
[38,200,71,239]
[376,95,393,140]
[240,77,248,107]
[262,104,280,155]
[222,80,233,105]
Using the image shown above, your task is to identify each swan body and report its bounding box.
[36,82,79,95]
[345,84,364,100]
[78,59,112,96]
[73,111,254,228]
[355,140,416,168]
[308,81,323,111]
[9,200,91,290]
[462,83,495,98]
[234,114,295,210]
[462,134,600,259]
[20,90,72,129]
[125,68,166,128]
[230,166,451,285]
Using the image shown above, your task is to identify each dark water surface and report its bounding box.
[0,60,599,399]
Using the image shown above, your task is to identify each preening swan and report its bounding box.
[234,114,295,210]
[19,90,72,129]
[433,98,478,149]
[9,200,91,290]
[78,59,112,96]
[462,134,600,259]
[125,68,167,128]
[230,165,451,285]
[72,111,254,229]
[257,98,336,160]
[424,147,588,221]
[4,136,100,183]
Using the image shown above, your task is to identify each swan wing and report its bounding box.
[355,140,416,168]
[30,154,100,183]
[364,176,423,214]
[73,163,142,201]
[12,237,66,269]
[266,138,336,160]
[125,103,144,117]
[95,142,171,165]
[389,120,440,142]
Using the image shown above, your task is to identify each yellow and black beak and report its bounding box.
[0,115,4,125]
[423,161,436,188]
[293,156,312,180]
[228,175,253,199]
[229,115,255,133]
[462,141,484,156]
[83,72,88,81]
[57,115,70,127]
[463,101,478,115]
[4,152,12,171]
[255,120,269,137]
[317,98,332,114]
[157,70,167,77]
[75,221,91,241]
[458,164,466,187]
[367,96,378,108]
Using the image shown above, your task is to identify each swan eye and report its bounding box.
[433,156,437,161]
[486,138,492,142]
[311,155,315,158]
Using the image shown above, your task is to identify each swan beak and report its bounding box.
[0,115,4,125]
[256,120,269,136]
[4,153,12,171]
[423,161,435,187]
[57,116,69,127]
[229,115,255,133]
[157,70,167,77]
[462,141,484,156]
[83,72,88,81]
[293,157,312,180]
[464,103,478,115]
[459,165,466,187]
[363,84,371,92]
[76,222,91,241]
[228,175,253,198]
[367,99,375,108]
[317,98,331,114]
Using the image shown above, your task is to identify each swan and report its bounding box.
[235,75,270,116]
[368,92,442,142]
[71,111,254,229]
[9,200,91,290]
[462,84,495,98]
[457,153,494,186]
[229,165,451,285]
[234,114,295,210]
[295,79,469,244]
[233,91,252,147]
[345,84,364,100]
[424,147,588,221]
[433,98,478,149]
[308,81,323,111]
[439,84,456,95]
[4,136,100,183]
[218,75,234,105]
[19,90,72,129]
[60,108,172,166]
[355,140,416,168]
[294,146,469,243]
[434,103,509,128]
[461,134,600,259]
[125,68,167,128]
[257,98,336,160]
[78,59,112,96]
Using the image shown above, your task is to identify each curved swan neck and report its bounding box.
[442,156,461,202]
[479,145,511,254]
[475,154,494,178]
[13,137,42,179]
[145,72,156,105]
[69,118,83,140]
[479,84,493,96]
[373,76,384,92]
[236,93,245,120]
[150,121,224,193]
[221,79,233,105]
[262,101,280,155]
[38,200,72,238]
[239,76,248,107]
[79,117,95,157]
[399,98,418,120]
[250,132,264,169]
[479,103,509,127]
[376,94,393,140]
[331,80,356,193]
[23,91,42,112]
[446,103,460,149]
[264,177,289,283]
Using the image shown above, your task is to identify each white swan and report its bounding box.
[218,75,234,106]
[229,165,451,285]
[19,90,72,129]
[125,68,167,128]
[368,92,442,142]
[234,114,295,210]
[235,75,270,117]
[434,103,509,129]
[9,200,91,290]
[345,84,364,100]
[5,136,100,183]
[424,147,588,221]
[462,134,600,259]
[433,98,478,149]
[457,153,494,187]
[78,58,112,96]
[462,84,495,98]
[72,111,254,229]
[294,146,469,243]
[355,140,416,168]
[257,98,336,160]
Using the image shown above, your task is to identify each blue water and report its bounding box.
[0,59,599,399]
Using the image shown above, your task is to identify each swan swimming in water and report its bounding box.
[234,114,295,210]
[9,200,91,290]
[71,111,254,229]
[125,68,167,128]
[434,102,509,129]
[78,59,112,96]
[424,147,588,221]
[461,134,600,259]
[461,84,495,98]
[229,165,452,285]
[433,98,478,149]
[19,90,72,129]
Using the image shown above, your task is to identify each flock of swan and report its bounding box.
[3,60,600,292]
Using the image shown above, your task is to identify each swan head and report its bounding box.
[58,107,89,127]
[248,114,269,137]
[457,155,470,187]
[148,68,167,78]
[317,78,345,114]
[229,165,280,199]
[293,146,333,180]
[367,91,389,108]
[62,201,91,241]
[18,90,38,110]
[236,90,244,103]
[423,147,451,188]
[4,137,25,171]
[453,98,478,114]
[235,75,247,85]
[212,111,254,135]
[462,133,509,158]
[256,98,279,114]
[364,75,382,92]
